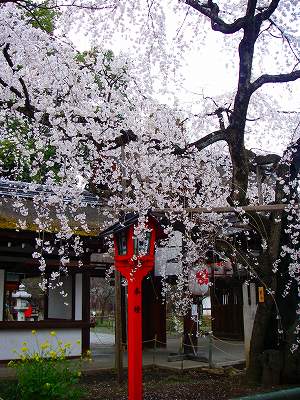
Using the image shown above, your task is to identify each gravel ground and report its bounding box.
[80,368,288,400]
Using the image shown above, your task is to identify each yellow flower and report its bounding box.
[31,330,37,335]
[49,351,57,358]
[85,350,91,356]
[22,341,27,346]
[57,339,63,345]
[77,371,82,377]
[64,342,71,349]
[20,347,28,352]
[76,339,81,345]
[50,331,56,337]
[40,342,49,350]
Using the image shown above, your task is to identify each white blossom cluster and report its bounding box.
[0,1,299,346]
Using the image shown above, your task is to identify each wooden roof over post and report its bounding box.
[0,179,107,236]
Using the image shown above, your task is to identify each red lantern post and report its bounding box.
[111,216,159,400]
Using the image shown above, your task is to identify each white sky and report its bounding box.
[73,24,239,104]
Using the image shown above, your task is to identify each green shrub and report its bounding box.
[8,331,86,400]
[0,380,19,400]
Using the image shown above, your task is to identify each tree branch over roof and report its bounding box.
[251,70,300,93]
[185,0,245,33]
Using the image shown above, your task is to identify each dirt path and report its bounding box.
[80,368,289,400]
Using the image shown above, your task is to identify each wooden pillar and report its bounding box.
[81,270,90,354]
[0,269,4,321]
[142,275,166,348]
[183,298,198,354]
[71,273,76,321]
[44,272,49,320]
[243,282,257,366]
[121,283,127,345]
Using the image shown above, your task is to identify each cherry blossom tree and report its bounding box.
[0,0,300,383]
[90,278,114,324]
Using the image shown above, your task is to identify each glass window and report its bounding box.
[133,232,151,255]
[4,275,45,321]
[117,231,127,255]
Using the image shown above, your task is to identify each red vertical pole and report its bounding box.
[127,276,143,400]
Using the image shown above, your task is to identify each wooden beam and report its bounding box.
[100,203,298,219]
[150,203,299,214]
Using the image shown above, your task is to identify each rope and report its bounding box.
[155,339,168,345]
[91,336,210,350]
[154,338,207,349]
[91,330,115,346]
[211,343,241,359]
[212,335,244,346]
[182,342,207,350]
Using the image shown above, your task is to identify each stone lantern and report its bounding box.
[12,283,31,321]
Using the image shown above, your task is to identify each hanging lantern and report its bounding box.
[100,213,165,400]
[113,217,157,275]
[189,266,209,296]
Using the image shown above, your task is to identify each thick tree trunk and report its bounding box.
[227,128,249,205]
[247,141,300,384]
[252,256,300,384]
[247,253,276,383]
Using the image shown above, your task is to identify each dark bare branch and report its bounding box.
[251,70,300,93]
[185,0,245,34]
[259,0,280,21]
[191,128,228,150]
[2,43,35,118]
[246,0,258,17]
[0,77,22,98]
[174,129,227,155]
[2,44,14,68]
[216,108,226,130]
[268,18,300,66]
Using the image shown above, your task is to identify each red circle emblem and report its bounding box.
[195,269,209,285]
